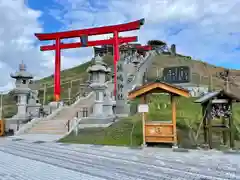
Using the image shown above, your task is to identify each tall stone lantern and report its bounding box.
[10,62,33,122]
[87,55,111,117]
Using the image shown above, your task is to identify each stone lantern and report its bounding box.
[10,62,33,122]
[87,55,111,118]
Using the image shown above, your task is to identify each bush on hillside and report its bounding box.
[147,40,166,46]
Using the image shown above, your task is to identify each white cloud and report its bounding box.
[0,0,48,90]
[0,0,239,91]
[52,0,240,67]
[0,0,88,91]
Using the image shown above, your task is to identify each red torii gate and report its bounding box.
[35,19,145,101]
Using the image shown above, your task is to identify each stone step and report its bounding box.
[36,120,67,126]
[34,125,66,129]
[32,126,67,130]
[36,122,67,127]
[27,130,66,135]
[28,131,67,135]
[31,125,66,129]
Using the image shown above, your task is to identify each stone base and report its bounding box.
[115,100,130,115]
[8,115,30,122]
[5,116,31,133]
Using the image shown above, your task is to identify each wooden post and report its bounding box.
[43,84,47,105]
[142,111,146,146]
[171,95,177,145]
[68,87,71,104]
[208,117,213,149]
[203,118,208,145]
[229,102,234,148]
[156,67,159,78]
[222,116,227,145]
[141,95,147,146]
[202,106,208,144]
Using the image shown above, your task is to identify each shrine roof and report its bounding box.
[87,55,111,73]
[10,71,33,79]
[10,62,33,79]
[128,79,190,100]
[195,89,240,104]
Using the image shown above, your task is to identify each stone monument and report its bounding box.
[84,55,115,124]
[115,55,130,116]
[5,62,41,132]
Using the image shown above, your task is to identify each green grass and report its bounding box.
[60,115,143,146]
[60,94,240,149]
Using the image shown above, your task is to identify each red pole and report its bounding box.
[55,38,61,101]
[113,31,119,97]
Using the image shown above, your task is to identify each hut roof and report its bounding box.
[128,80,190,100]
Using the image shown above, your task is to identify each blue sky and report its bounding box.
[0,0,239,91]
[27,0,62,32]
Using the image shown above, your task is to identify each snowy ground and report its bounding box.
[0,138,239,180]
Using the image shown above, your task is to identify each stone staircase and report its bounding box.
[14,92,95,141]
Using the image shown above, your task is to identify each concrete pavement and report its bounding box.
[0,139,239,179]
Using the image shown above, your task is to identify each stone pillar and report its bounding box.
[115,58,130,116]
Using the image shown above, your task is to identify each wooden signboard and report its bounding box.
[162,66,190,84]
[145,121,174,143]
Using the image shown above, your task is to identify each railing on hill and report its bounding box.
[38,77,83,90]
[38,78,89,105]
[61,84,91,106]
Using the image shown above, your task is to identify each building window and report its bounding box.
[22,80,26,84]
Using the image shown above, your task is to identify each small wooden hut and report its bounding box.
[195,89,240,149]
[128,80,190,146]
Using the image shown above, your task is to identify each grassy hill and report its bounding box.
[3,52,240,118]
[3,50,240,149]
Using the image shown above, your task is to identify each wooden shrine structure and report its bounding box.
[195,90,240,149]
[128,80,190,145]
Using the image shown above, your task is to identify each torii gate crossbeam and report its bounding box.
[35,19,145,101]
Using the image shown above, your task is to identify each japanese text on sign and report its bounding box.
[162,66,190,84]
[116,63,125,100]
